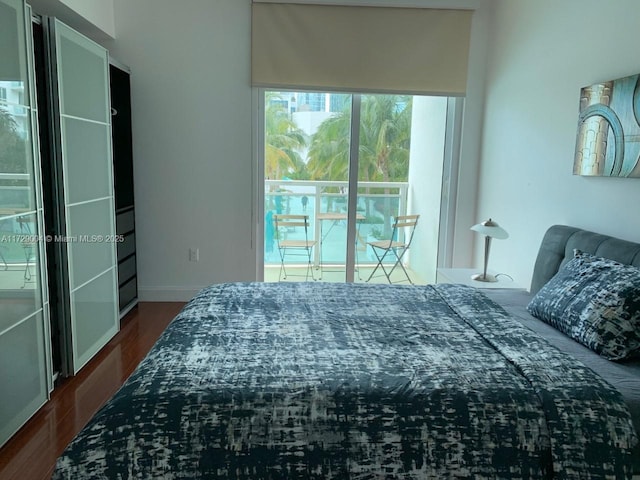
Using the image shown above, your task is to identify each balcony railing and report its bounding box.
[0,174,33,218]
[265,179,409,267]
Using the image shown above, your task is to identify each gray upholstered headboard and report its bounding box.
[530,225,640,294]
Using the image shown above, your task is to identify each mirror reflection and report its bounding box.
[0,99,41,332]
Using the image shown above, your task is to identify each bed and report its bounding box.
[52,225,640,479]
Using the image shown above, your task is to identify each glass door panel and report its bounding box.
[262,91,447,284]
[66,198,116,287]
[0,311,48,445]
[61,117,113,204]
[355,94,447,285]
[0,111,43,319]
[264,91,351,283]
[50,18,119,375]
[0,0,50,448]
[354,94,412,283]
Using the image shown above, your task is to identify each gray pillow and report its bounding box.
[527,250,640,360]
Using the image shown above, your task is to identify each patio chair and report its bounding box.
[366,214,419,284]
[273,214,317,281]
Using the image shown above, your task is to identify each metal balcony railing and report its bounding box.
[265,179,409,267]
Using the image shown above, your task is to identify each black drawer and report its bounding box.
[116,209,135,235]
[118,254,136,286]
[117,232,135,262]
[119,276,137,310]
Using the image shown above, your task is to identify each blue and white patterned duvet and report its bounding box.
[53,282,638,479]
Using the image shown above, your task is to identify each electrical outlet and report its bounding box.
[189,247,199,262]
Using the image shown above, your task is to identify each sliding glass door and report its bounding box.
[0,0,51,447]
[48,18,119,375]
[261,90,448,284]
[263,91,355,282]
[355,95,448,284]
[353,94,412,283]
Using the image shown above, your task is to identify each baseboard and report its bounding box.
[137,286,206,302]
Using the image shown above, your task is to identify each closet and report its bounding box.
[0,0,136,447]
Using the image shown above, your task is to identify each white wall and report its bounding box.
[105,0,254,300]
[59,0,115,37]
[476,0,640,290]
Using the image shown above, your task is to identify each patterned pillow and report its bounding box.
[527,250,640,360]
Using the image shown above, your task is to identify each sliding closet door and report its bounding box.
[0,0,51,447]
[48,19,119,375]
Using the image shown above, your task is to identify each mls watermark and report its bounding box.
[0,234,125,244]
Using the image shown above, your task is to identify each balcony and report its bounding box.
[264,179,424,284]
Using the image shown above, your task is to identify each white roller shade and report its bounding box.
[252,3,473,95]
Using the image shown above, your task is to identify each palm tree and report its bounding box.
[306,95,412,230]
[358,95,411,184]
[306,95,412,183]
[305,108,351,181]
[264,92,307,180]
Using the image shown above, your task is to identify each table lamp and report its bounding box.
[470,218,509,282]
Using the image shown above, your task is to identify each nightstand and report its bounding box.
[436,268,525,290]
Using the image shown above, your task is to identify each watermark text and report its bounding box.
[1,234,125,244]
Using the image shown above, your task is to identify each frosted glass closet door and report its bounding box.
[0,0,51,447]
[51,19,119,374]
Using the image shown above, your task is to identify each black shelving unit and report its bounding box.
[110,61,138,316]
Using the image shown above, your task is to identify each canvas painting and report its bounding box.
[574,73,640,177]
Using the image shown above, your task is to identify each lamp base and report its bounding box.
[471,273,498,283]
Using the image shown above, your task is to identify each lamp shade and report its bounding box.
[470,218,509,239]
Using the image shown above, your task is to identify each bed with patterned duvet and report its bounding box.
[52,277,638,479]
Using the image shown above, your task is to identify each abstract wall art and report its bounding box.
[574,73,640,177]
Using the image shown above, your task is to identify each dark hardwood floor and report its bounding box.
[0,302,185,480]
